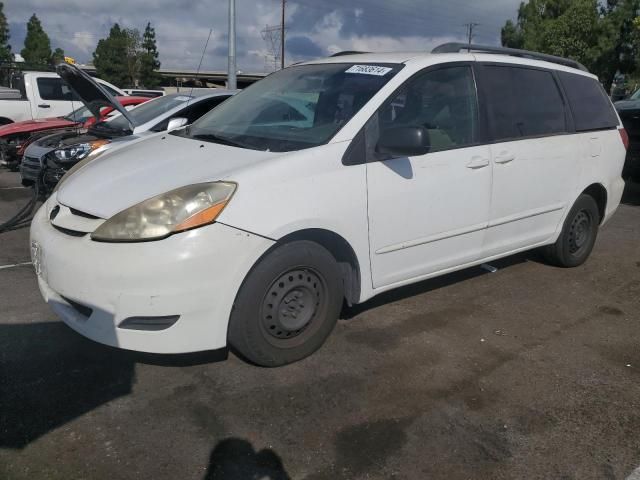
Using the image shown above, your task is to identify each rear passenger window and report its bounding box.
[482,66,566,141]
[369,65,479,156]
[558,72,618,132]
[37,78,78,101]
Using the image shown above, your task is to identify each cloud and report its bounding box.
[4,0,522,74]
[286,36,324,58]
[70,32,95,54]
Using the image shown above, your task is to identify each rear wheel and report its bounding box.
[543,194,600,267]
[228,241,343,367]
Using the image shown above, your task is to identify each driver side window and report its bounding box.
[367,65,479,159]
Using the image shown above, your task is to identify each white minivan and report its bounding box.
[30,45,627,366]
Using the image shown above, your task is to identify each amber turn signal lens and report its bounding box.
[173,201,228,232]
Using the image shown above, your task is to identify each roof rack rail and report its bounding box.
[330,51,369,57]
[431,42,588,72]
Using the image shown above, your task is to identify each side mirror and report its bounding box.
[376,125,430,157]
[167,117,188,131]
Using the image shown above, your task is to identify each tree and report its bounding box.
[93,24,141,87]
[123,28,141,86]
[50,47,65,66]
[21,14,51,65]
[500,0,640,89]
[139,22,161,88]
[0,2,11,63]
[501,20,524,49]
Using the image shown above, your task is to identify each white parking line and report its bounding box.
[627,467,640,480]
[0,261,32,270]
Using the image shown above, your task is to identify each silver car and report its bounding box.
[21,66,236,189]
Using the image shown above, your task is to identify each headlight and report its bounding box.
[91,182,237,242]
[53,139,110,163]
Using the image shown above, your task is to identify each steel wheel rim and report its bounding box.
[568,209,592,255]
[260,268,325,346]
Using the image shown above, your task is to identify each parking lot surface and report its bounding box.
[1,169,640,480]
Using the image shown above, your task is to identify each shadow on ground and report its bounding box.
[0,321,226,449]
[343,251,534,319]
[203,438,291,480]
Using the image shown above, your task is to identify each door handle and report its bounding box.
[494,153,515,164]
[38,104,51,108]
[466,156,490,169]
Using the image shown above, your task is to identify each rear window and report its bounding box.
[558,72,619,132]
[481,65,567,141]
[107,94,193,130]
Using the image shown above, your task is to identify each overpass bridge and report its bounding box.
[80,66,267,89]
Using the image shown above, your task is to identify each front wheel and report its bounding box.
[228,240,344,367]
[542,194,600,268]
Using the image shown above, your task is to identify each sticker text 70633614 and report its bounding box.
[345,65,393,76]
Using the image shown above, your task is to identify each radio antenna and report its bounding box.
[186,28,213,106]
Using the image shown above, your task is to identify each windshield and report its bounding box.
[106,94,193,130]
[63,104,95,123]
[183,63,402,152]
[630,89,640,100]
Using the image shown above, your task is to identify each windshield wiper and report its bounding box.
[191,133,252,149]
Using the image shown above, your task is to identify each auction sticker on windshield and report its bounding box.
[345,65,393,76]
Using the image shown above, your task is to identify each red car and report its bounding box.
[0,96,149,170]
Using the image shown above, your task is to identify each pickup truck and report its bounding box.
[0,71,126,125]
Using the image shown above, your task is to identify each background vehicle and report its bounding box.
[615,90,640,181]
[23,66,236,192]
[31,47,626,367]
[0,71,126,125]
[2,96,148,172]
[122,88,165,98]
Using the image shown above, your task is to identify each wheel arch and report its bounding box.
[581,183,607,224]
[275,228,361,306]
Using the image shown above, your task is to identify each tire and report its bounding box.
[228,240,344,367]
[543,194,600,268]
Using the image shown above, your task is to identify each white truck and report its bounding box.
[0,71,126,125]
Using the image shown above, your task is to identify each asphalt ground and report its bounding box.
[1,168,640,480]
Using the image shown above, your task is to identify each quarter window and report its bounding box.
[481,66,567,141]
[369,65,479,157]
[558,72,619,132]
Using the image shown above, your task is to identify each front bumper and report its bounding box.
[30,203,274,353]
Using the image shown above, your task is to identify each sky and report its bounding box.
[4,0,522,73]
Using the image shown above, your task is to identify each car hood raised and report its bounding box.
[56,133,278,218]
[0,117,76,137]
[56,63,136,130]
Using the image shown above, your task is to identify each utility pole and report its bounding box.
[464,22,479,50]
[228,0,237,89]
[280,0,286,69]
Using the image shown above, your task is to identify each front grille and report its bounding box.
[22,155,42,167]
[69,208,100,220]
[20,156,42,180]
[52,225,88,237]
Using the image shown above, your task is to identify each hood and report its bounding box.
[615,99,640,112]
[57,133,278,218]
[56,63,136,130]
[0,117,76,137]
